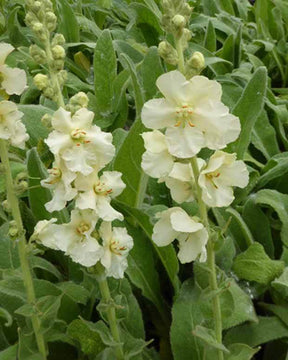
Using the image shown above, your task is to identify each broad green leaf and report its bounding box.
[254,189,288,246]
[113,40,144,64]
[29,256,62,281]
[0,223,20,271]
[0,307,12,327]
[232,67,267,159]
[171,280,205,360]
[271,267,288,299]
[224,344,260,360]
[259,303,288,327]
[232,243,284,284]
[57,0,80,42]
[193,325,229,352]
[141,47,163,100]
[225,207,254,248]
[251,110,280,160]
[224,317,288,347]
[93,29,117,120]
[243,197,274,258]
[256,152,288,189]
[204,20,216,52]
[124,224,167,321]
[114,200,179,293]
[18,105,51,148]
[0,345,17,360]
[67,318,106,355]
[57,282,90,305]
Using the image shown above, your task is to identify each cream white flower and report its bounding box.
[41,156,77,212]
[35,209,103,267]
[0,43,27,95]
[198,150,249,207]
[141,130,175,178]
[75,171,125,221]
[152,207,208,263]
[99,221,133,279]
[164,159,205,203]
[141,71,240,158]
[0,100,29,149]
[45,107,115,175]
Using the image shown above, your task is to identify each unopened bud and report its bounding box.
[158,41,178,66]
[25,12,37,27]
[43,86,55,99]
[172,14,186,30]
[46,12,57,32]
[34,74,49,90]
[41,113,52,129]
[70,92,89,107]
[2,200,11,213]
[57,70,67,85]
[31,1,42,12]
[42,0,53,10]
[51,45,65,60]
[29,45,47,64]
[52,59,64,71]
[185,51,205,78]
[52,33,65,46]
[9,220,18,239]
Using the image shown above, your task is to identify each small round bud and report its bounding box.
[2,199,11,213]
[32,22,44,33]
[51,45,65,60]
[41,113,52,129]
[158,41,179,66]
[52,59,64,71]
[46,12,57,32]
[42,0,53,10]
[25,12,37,27]
[34,74,49,90]
[52,33,66,46]
[70,92,89,107]
[182,28,192,42]
[189,51,205,70]
[29,45,47,64]
[31,1,42,12]
[57,70,67,85]
[15,180,28,194]
[9,220,18,239]
[172,14,186,29]
[43,86,55,99]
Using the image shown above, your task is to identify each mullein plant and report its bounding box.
[23,1,133,359]
[0,45,47,358]
[142,0,249,359]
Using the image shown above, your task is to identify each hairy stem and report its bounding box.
[96,266,124,360]
[0,140,47,359]
[191,157,223,360]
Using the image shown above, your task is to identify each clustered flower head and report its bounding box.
[34,98,133,279]
[141,70,249,264]
[0,43,29,149]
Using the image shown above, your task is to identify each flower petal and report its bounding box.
[1,65,27,95]
[170,209,203,233]
[152,208,179,246]
[142,130,169,153]
[141,98,176,129]
[72,107,94,129]
[52,107,74,133]
[0,43,14,65]
[165,177,194,203]
[156,70,189,104]
[99,171,126,198]
[177,228,208,264]
[165,125,204,158]
[141,149,174,178]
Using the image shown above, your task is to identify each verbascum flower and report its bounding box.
[198,150,249,207]
[0,101,29,149]
[152,207,208,263]
[0,43,27,95]
[35,209,103,267]
[141,130,175,178]
[40,156,77,212]
[141,71,240,158]
[75,171,126,221]
[164,159,205,203]
[99,222,133,279]
[45,107,115,175]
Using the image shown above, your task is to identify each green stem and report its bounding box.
[175,35,185,74]
[190,157,223,360]
[44,34,65,108]
[96,267,124,360]
[0,140,47,360]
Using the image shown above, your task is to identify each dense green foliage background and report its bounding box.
[1,0,288,359]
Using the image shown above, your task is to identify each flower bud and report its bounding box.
[41,113,52,129]
[29,45,47,64]
[2,199,11,213]
[172,14,186,30]
[158,41,179,66]
[34,74,49,90]
[31,1,42,13]
[43,86,55,100]
[32,22,47,41]
[185,51,205,78]
[57,70,67,85]
[52,59,64,71]
[51,45,65,60]
[46,12,57,32]
[42,0,53,10]
[25,12,37,27]
[9,220,18,239]
[70,92,89,107]
[52,33,66,46]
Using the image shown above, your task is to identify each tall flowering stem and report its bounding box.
[96,265,124,360]
[173,15,224,359]
[190,157,224,360]
[0,140,47,360]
